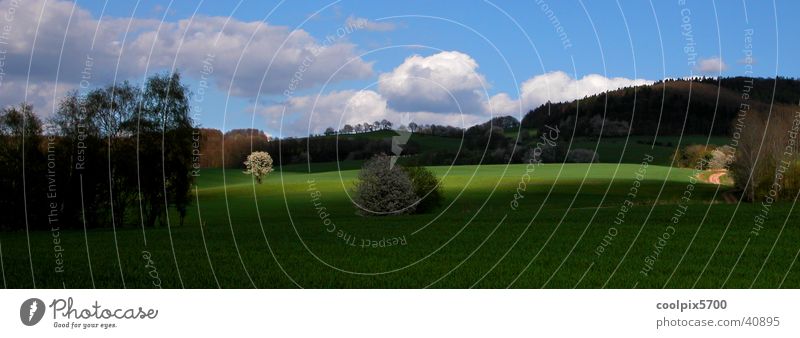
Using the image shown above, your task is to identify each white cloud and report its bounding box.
[476,71,653,124]
[0,0,373,111]
[259,55,653,136]
[256,89,487,136]
[522,71,651,105]
[378,51,489,114]
[256,90,391,136]
[375,52,651,119]
[0,0,157,84]
[0,80,73,119]
[3,1,655,136]
[695,57,728,73]
[485,92,519,116]
[345,16,396,32]
[126,15,373,97]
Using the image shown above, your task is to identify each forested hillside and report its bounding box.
[521,77,799,137]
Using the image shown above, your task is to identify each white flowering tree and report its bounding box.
[353,154,417,216]
[243,151,274,184]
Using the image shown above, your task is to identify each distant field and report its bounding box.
[2,162,798,288]
[569,135,731,166]
[330,129,464,154]
[336,130,733,167]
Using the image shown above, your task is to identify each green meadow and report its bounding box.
[2,161,798,289]
[569,135,731,166]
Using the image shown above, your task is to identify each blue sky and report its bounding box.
[2,0,798,136]
[85,0,797,79]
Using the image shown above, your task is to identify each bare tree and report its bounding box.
[730,108,800,201]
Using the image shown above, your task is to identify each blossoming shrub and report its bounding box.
[243,151,274,183]
[352,154,418,216]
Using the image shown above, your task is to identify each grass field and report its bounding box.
[1,162,799,288]
[301,131,732,171]
[568,135,730,166]
[343,129,732,167]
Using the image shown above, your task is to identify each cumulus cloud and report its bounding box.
[0,80,73,117]
[0,0,157,85]
[256,90,391,136]
[258,52,653,135]
[484,92,519,115]
[375,52,651,119]
[127,15,373,97]
[503,71,652,111]
[255,89,486,136]
[345,16,396,32]
[0,0,373,113]
[695,57,728,73]
[4,1,654,136]
[378,51,489,114]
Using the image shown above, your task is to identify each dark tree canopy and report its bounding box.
[0,72,196,230]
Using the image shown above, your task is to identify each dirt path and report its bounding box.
[697,169,739,204]
[708,171,726,184]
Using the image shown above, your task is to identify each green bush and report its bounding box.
[672,144,714,169]
[566,148,599,163]
[404,165,444,214]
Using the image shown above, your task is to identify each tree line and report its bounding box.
[197,116,529,169]
[322,119,469,137]
[0,73,195,230]
[522,77,800,139]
